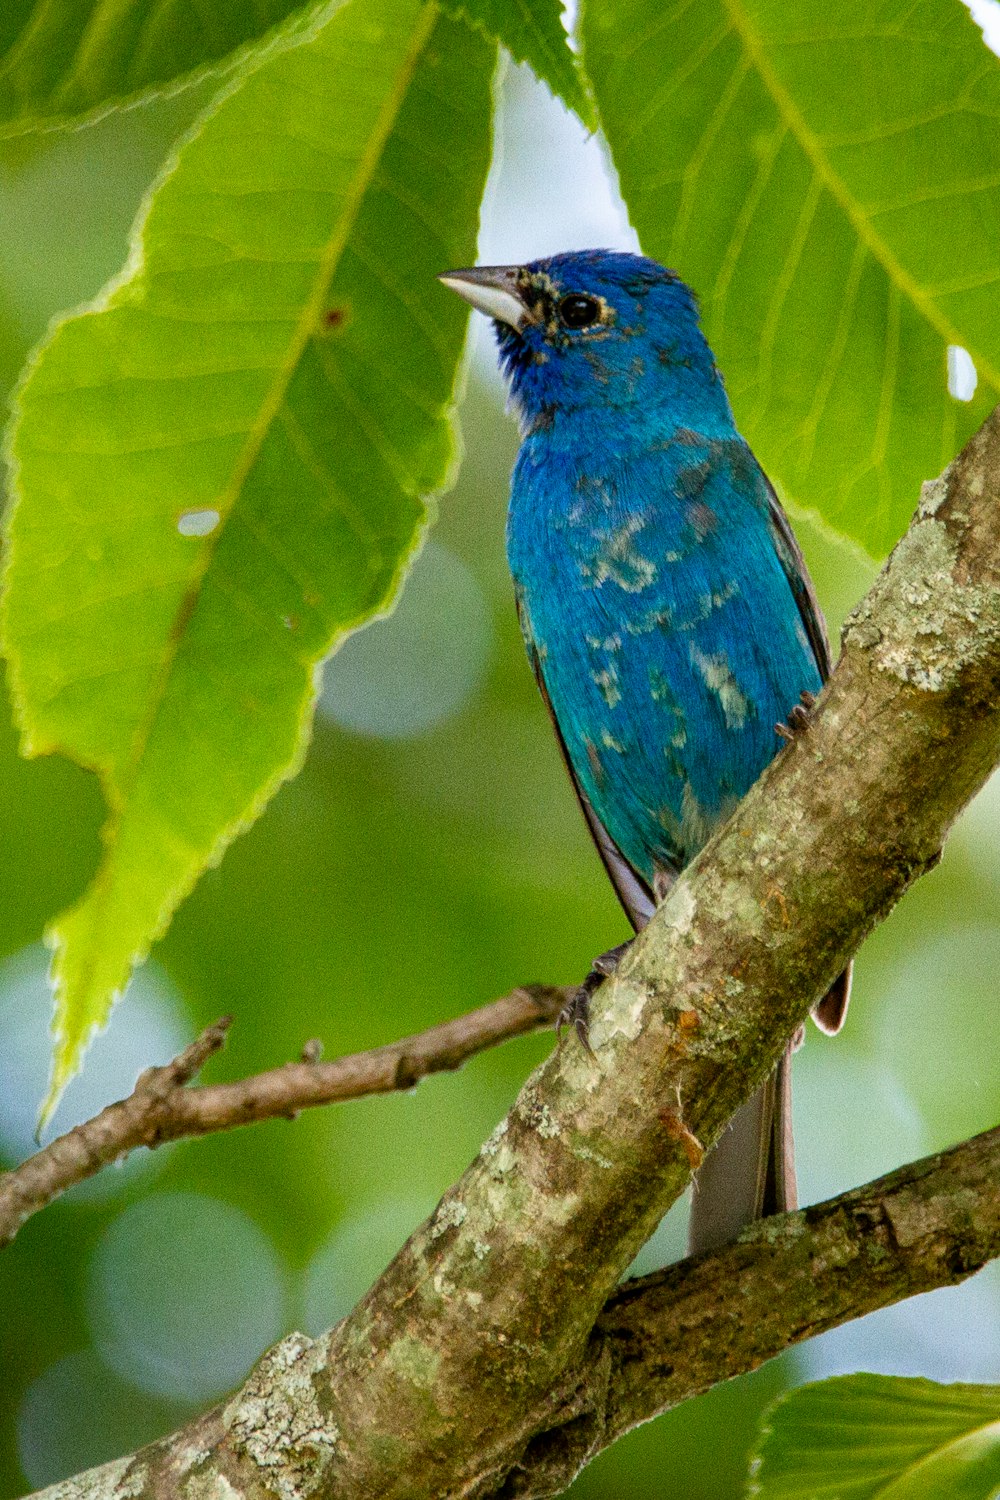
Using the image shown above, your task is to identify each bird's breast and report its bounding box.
[506,440,823,880]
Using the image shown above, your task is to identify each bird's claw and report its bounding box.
[557,981,597,1056]
[557,940,631,1056]
[776,689,818,742]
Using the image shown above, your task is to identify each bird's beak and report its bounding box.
[437,265,530,330]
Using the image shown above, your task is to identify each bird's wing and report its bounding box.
[762,477,832,678]
[762,474,852,1034]
[515,592,656,934]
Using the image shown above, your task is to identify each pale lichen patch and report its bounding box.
[224,1333,338,1500]
[480,1118,509,1159]
[661,883,697,938]
[485,1140,517,1177]
[386,1334,440,1390]
[430,1198,468,1238]
[587,975,649,1048]
[846,519,1000,692]
[173,1448,212,1480]
[472,1239,492,1260]
[518,1089,561,1139]
[35,1457,149,1500]
[571,1142,614,1170]
[918,471,950,517]
[184,1469,242,1500]
[117,1464,147,1500]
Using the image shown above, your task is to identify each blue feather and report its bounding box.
[439,247,850,1249]
[499,251,823,886]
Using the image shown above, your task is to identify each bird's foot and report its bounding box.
[776,689,818,742]
[557,941,631,1054]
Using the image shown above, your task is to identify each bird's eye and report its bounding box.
[558,293,601,330]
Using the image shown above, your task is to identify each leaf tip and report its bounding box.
[36,901,128,1135]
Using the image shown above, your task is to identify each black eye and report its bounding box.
[558,293,601,330]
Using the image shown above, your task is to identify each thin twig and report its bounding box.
[0,984,568,1249]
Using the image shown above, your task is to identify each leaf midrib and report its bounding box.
[117,0,439,803]
[873,1414,1000,1497]
[720,0,1000,394]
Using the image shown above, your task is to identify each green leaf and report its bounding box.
[750,1374,1000,1498]
[2,0,495,1123]
[449,0,594,123]
[0,0,589,139]
[582,0,1000,555]
[0,0,318,137]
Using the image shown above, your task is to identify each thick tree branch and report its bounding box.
[0,985,567,1248]
[23,406,1000,1500]
[31,1125,1000,1500]
[495,1123,1000,1495]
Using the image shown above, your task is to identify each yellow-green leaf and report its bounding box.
[582,0,1000,555]
[1,0,495,1122]
[751,1374,1000,1497]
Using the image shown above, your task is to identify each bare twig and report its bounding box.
[0,984,567,1248]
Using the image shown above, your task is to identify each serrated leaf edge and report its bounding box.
[2,0,451,1127]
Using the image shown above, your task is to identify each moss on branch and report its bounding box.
[26,408,1000,1499]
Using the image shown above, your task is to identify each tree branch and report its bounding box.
[31,1124,1000,1500]
[22,406,1000,1500]
[496,1122,1000,1496]
[0,985,567,1249]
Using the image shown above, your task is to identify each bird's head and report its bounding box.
[439,249,728,436]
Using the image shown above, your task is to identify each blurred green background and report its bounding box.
[2,51,1000,1500]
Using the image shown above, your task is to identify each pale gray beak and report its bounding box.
[438,265,530,330]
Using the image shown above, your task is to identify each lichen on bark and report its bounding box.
[21,408,1000,1500]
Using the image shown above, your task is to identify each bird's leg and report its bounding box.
[775,689,818,742]
[558,940,632,1054]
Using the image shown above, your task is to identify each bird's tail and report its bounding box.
[686,963,852,1256]
[687,1042,796,1257]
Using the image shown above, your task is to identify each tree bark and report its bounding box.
[23,407,1000,1499]
[30,1125,1000,1500]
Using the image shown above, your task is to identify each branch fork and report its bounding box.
[13,407,1000,1499]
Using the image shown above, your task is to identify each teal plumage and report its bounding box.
[508,427,824,884]
[440,250,849,1252]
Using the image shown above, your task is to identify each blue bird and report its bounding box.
[440,250,850,1253]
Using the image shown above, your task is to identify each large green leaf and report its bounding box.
[0,0,585,136]
[1,0,495,1122]
[750,1374,1000,1497]
[582,0,1000,556]
[0,0,315,137]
